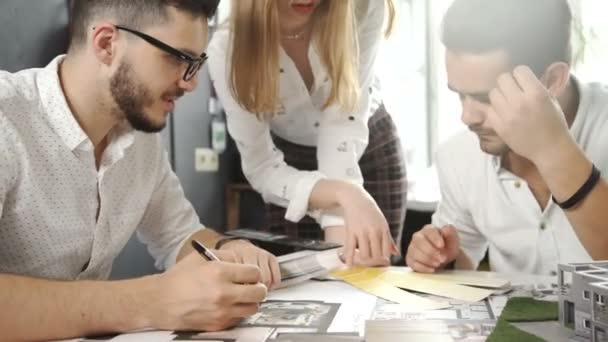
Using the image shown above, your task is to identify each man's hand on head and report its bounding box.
[486,65,574,165]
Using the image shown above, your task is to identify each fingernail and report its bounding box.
[435,253,445,263]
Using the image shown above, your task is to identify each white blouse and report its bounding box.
[208,1,386,228]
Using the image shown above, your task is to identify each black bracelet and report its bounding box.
[552,164,601,210]
[214,236,249,250]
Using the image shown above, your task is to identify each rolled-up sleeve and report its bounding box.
[208,30,326,223]
[316,0,386,228]
[136,136,202,270]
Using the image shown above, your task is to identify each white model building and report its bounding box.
[558,261,608,342]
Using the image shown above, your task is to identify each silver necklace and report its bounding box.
[281,26,308,40]
[281,27,308,40]
[282,32,303,40]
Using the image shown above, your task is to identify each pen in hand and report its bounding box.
[191,239,220,262]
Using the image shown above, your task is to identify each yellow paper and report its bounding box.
[332,268,449,311]
[380,270,495,302]
[413,270,510,289]
[354,279,450,310]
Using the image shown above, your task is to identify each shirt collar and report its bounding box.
[38,55,136,154]
[107,121,136,163]
[38,55,90,151]
[490,155,518,180]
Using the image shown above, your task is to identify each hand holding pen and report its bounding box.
[191,239,221,261]
[192,238,281,290]
[151,239,267,331]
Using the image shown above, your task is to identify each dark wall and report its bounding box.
[0,1,70,71]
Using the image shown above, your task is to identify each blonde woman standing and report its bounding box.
[208,0,407,266]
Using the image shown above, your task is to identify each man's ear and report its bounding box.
[541,62,571,97]
[90,24,121,66]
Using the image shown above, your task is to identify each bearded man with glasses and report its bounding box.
[0,1,280,340]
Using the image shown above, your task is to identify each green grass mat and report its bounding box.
[487,297,560,341]
[487,319,546,342]
[499,297,559,322]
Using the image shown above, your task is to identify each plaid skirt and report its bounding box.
[261,104,408,248]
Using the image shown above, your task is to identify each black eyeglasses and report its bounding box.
[115,25,207,81]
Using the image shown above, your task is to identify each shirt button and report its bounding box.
[514,181,522,188]
[314,122,320,128]
[540,222,547,230]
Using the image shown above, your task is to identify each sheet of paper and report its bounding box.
[331,267,387,285]
[239,300,340,333]
[331,268,449,311]
[413,270,510,289]
[373,296,500,321]
[110,330,175,342]
[269,280,377,334]
[349,279,449,310]
[269,332,363,342]
[365,319,496,342]
[379,270,495,302]
[173,327,273,342]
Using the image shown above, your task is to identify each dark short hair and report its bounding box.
[68,0,220,51]
[441,0,572,76]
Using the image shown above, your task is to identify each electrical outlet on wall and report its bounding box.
[194,148,219,172]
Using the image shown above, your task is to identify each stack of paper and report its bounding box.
[413,270,510,289]
[332,267,449,311]
[331,268,509,310]
[277,248,344,289]
[380,270,496,302]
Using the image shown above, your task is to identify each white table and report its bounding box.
[61,271,562,341]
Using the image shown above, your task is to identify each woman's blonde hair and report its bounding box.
[229,0,396,119]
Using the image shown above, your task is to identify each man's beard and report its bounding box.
[477,136,511,156]
[109,60,166,133]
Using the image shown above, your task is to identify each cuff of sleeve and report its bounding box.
[320,213,346,229]
[284,171,326,222]
[163,226,206,270]
[163,238,188,270]
[307,208,322,221]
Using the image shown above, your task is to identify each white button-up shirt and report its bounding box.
[208,1,385,229]
[432,80,608,276]
[0,56,202,280]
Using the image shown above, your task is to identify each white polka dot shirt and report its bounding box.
[0,56,202,280]
[208,1,386,229]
